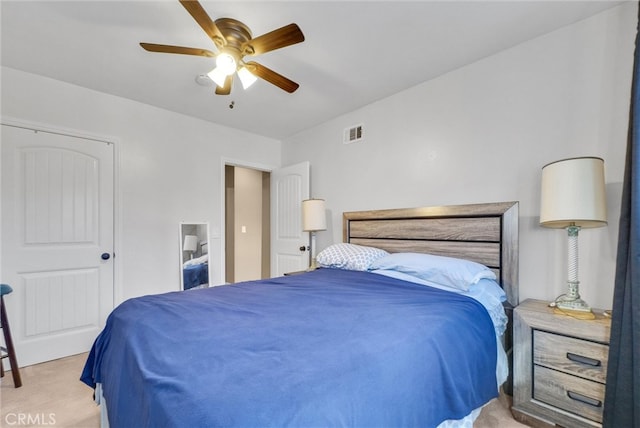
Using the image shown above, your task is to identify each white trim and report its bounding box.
[219,157,277,285]
[112,133,123,307]
[0,116,119,145]
[221,157,276,172]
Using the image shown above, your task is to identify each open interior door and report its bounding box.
[270,161,310,277]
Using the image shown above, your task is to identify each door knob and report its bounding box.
[101,253,111,260]
[299,246,308,252]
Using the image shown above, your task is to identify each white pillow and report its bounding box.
[368,252,495,291]
[316,243,389,271]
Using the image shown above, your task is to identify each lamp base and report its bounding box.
[552,306,596,320]
[554,294,592,313]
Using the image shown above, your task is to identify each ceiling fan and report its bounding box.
[140,0,305,95]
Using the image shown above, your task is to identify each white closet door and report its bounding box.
[1,124,114,367]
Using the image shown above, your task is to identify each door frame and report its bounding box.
[219,157,276,285]
[0,116,122,305]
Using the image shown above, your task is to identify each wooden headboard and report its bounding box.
[343,201,519,308]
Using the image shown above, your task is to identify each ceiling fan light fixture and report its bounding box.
[140,1,305,95]
[207,67,228,88]
[216,52,237,76]
[237,66,258,89]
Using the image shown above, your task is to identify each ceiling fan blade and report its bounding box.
[215,75,233,95]
[140,43,215,57]
[179,0,226,48]
[245,61,299,93]
[242,23,304,56]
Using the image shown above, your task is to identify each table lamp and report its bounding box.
[302,198,327,270]
[183,235,198,260]
[540,157,607,313]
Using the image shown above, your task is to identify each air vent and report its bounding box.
[343,124,364,144]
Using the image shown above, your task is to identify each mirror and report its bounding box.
[180,222,210,290]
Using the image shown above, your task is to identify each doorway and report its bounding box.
[222,160,310,283]
[225,165,271,283]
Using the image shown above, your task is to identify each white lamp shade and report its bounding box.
[540,157,607,228]
[183,235,198,253]
[237,66,258,89]
[302,199,327,232]
[207,67,227,88]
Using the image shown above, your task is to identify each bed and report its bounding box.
[81,201,519,428]
[182,255,209,290]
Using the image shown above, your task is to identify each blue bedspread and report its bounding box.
[182,263,208,290]
[81,269,498,427]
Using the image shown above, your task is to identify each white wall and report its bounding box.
[1,3,634,310]
[282,3,636,309]
[1,66,281,301]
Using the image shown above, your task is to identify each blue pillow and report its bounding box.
[368,252,496,291]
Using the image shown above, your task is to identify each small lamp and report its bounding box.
[540,157,607,313]
[302,198,327,270]
[183,235,198,260]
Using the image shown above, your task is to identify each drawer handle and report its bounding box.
[566,352,601,367]
[567,391,602,408]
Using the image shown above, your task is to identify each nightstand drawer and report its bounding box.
[534,365,605,423]
[533,330,608,383]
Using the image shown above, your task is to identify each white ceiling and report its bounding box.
[0,1,624,140]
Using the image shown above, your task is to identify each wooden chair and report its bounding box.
[1,284,22,387]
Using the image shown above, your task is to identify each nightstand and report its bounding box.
[512,299,611,428]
